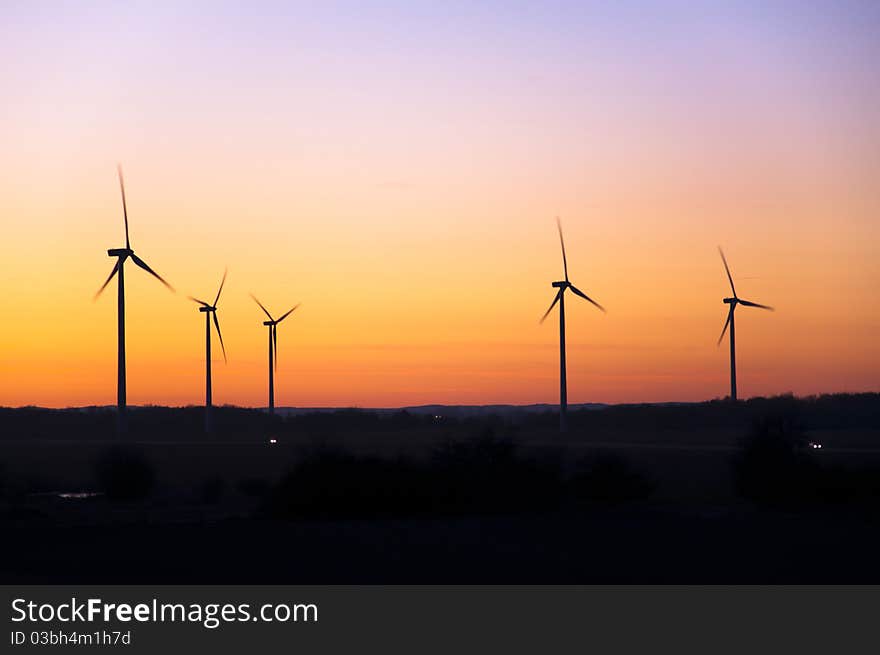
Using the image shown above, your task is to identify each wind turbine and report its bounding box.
[540,218,605,433]
[717,247,773,401]
[95,165,174,435]
[251,294,300,415]
[189,269,228,434]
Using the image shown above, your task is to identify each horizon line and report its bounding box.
[4,391,878,413]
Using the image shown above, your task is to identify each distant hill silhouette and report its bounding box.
[274,403,609,418]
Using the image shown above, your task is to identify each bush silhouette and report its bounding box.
[570,452,655,504]
[200,477,227,504]
[265,435,564,519]
[733,416,817,506]
[238,477,271,499]
[430,433,563,511]
[94,446,156,502]
[267,450,428,519]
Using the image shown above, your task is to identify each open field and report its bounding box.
[7,506,880,584]
[2,394,880,582]
[4,427,880,506]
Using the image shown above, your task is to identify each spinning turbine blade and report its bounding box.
[738,299,774,311]
[94,261,119,299]
[188,296,210,307]
[557,217,568,282]
[273,325,278,371]
[569,284,606,313]
[718,307,733,345]
[718,247,736,297]
[213,312,227,363]
[130,253,174,291]
[276,304,300,324]
[117,165,130,249]
[251,294,274,321]
[213,268,227,307]
[540,289,563,324]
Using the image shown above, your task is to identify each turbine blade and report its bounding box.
[188,296,210,307]
[117,164,130,249]
[540,289,563,324]
[130,253,174,291]
[718,307,733,345]
[276,303,300,323]
[251,294,274,321]
[718,246,736,297]
[738,299,774,311]
[94,261,119,300]
[212,311,227,363]
[569,284,606,313]
[273,324,278,371]
[213,268,228,307]
[557,217,568,282]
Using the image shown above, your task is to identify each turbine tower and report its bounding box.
[540,218,605,433]
[717,247,773,401]
[95,166,174,435]
[189,269,228,434]
[251,294,299,415]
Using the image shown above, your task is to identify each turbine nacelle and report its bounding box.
[251,294,300,404]
[95,170,174,301]
[542,218,606,433]
[95,165,174,435]
[540,220,606,323]
[188,269,228,364]
[717,247,774,401]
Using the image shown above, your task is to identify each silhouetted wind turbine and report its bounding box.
[251,294,299,415]
[94,166,174,435]
[189,269,228,434]
[717,247,773,401]
[540,218,605,432]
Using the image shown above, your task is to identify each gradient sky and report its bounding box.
[1,1,878,408]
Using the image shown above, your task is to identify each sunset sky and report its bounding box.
[1,1,878,408]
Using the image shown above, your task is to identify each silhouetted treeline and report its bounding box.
[735,415,880,508]
[263,435,654,519]
[522,393,880,433]
[0,393,877,442]
[0,405,438,442]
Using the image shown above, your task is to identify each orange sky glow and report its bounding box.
[1,3,878,408]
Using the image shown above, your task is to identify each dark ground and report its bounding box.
[2,393,880,583]
[6,505,880,583]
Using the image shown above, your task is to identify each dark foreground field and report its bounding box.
[2,394,880,583]
[8,507,880,583]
